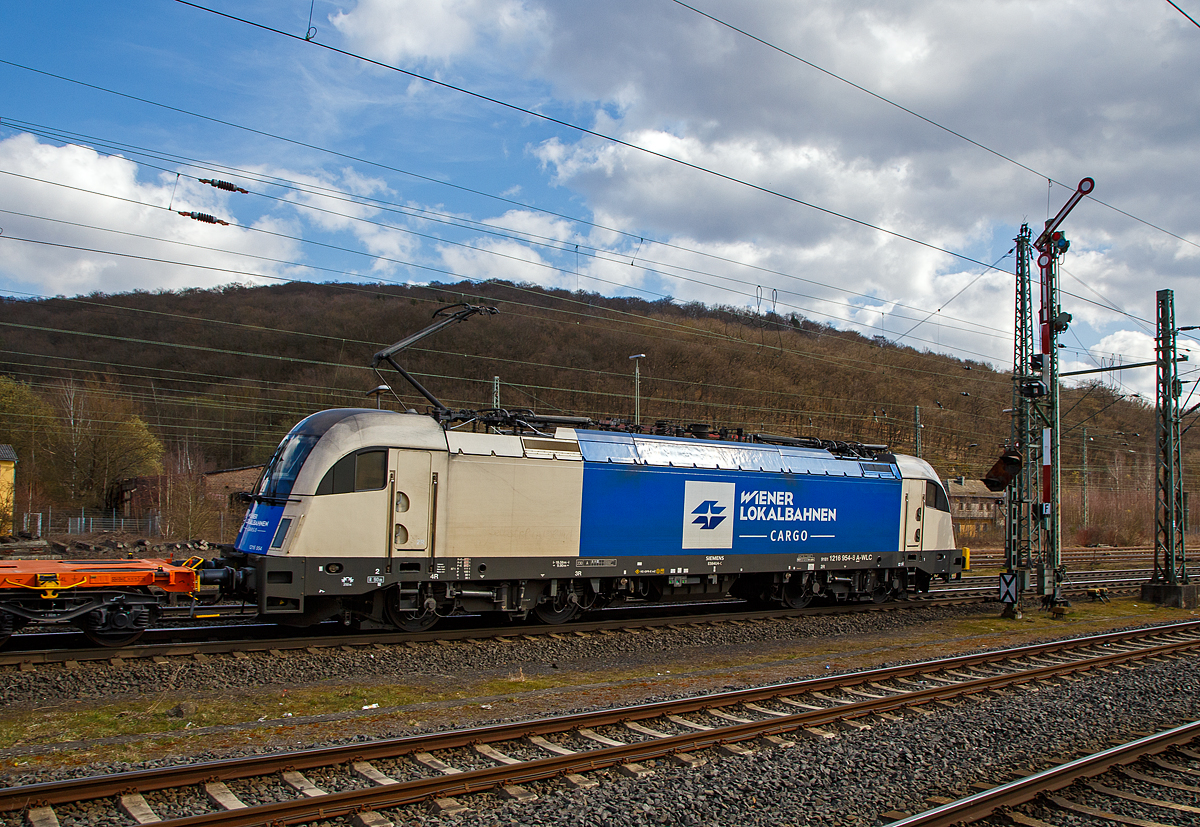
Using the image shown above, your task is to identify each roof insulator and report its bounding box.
[199,178,249,194]
[178,211,230,226]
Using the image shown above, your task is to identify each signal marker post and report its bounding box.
[1000,179,1094,616]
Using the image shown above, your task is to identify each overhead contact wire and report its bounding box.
[172,0,1017,275]
[671,0,1200,253]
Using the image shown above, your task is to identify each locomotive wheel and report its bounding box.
[533,601,580,624]
[384,590,440,632]
[82,628,145,648]
[729,574,774,608]
[390,611,439,633]
[533,583,584,624]
[781,581,813,610]
[871,586,893,604]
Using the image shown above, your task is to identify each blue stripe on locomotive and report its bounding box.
[578,464,900,557]
[236,503,285,555]
[575,430,902,557]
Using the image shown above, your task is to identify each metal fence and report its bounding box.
[19,510,163,538]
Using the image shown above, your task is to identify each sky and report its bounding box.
[2,0,1199,401]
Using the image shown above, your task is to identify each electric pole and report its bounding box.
[1154,289,1186,586]
[913,405,921,458]
[1004,224,1039,597]
[1082,426,1089,531]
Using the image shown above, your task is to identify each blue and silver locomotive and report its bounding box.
[205,306,965,630]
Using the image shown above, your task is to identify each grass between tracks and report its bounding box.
[0,673,573,754]
[0,597,1195,769]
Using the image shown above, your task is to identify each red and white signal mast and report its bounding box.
[994,178,1093,611]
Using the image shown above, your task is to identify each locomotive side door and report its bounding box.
[389,450,432,558]
[901,479,925,551]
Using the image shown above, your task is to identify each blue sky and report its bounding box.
[3,1,1200,399]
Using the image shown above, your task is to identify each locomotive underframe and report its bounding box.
[218,546,959,627]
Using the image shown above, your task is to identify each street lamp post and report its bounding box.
[629,354,646,427]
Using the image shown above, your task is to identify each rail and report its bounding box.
[4,620,1199,826]
[883,719,1200,826]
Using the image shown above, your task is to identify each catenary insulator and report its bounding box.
[199,178,248,194]
[178,211,230,226]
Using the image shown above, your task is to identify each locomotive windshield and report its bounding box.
[257,434,320,499]
[251,409,389,502]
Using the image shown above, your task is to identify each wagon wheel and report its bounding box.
[76,604,151,648]
[0,611,21,650]
[82,628,146,648]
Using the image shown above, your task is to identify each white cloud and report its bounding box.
[0,135,298,295]
[7,0,1200,381]
[250,165,420,273]
[439,236,562,287]
[511,1,1200,365]
[330,0,547,65]
[483,209,577,244]
[1061,329,1199,401]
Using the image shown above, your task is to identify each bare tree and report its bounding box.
[159,444,217,540]
[44,379,163,508]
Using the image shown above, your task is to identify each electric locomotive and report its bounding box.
[200,305,965,630]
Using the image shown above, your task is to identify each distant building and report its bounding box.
[111,466,264,512]
[945,476,1004,538]
[204,465,263,508]
[107,464,263,542]
[0,444,16,534]
[204,465,263,542]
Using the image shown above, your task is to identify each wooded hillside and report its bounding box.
[0,279,1168,544]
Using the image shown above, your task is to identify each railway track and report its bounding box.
[0,591,990,667]
[4,620,1199,827]
[966,545,1156,570]
[885,719,1200,826]
[0,570,1160,667]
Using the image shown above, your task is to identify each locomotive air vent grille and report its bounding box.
[860,462,897,477]
[521,438,583,461]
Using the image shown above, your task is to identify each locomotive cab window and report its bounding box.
[926,480,950,513]
[258,435,319,499]
[355,450,387,491]
[316,449,388,495]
